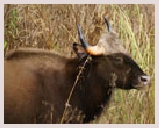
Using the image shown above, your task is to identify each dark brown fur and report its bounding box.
[4,48,149,124]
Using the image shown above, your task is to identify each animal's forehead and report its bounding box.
[100,32,119,40]
[97,32,129,56]
[99,32,120,46]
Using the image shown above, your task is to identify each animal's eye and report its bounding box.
[114,56,123,64]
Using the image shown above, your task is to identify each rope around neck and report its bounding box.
[60,56,90,124]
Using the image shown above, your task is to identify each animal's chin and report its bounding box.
[131,83,149,90]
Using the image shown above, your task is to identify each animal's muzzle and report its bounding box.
[138,75,151,85]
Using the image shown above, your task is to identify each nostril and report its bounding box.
[141,75,150,84]
[141,76,147,82]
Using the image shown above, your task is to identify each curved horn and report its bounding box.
[77,25,106,56]
[77,25,89,48]
[105,17,112,32]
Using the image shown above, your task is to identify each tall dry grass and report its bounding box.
[4,4,155,124]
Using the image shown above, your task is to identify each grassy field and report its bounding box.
[4,4,155,124]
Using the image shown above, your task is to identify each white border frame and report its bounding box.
[1,1,157,128]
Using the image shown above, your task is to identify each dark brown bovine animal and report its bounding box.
[4,18,150,124]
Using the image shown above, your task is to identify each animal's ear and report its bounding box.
[72,42,87,60]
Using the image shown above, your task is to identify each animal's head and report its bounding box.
[73,18,150,90]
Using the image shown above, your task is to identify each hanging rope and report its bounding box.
[60,56,90,124]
